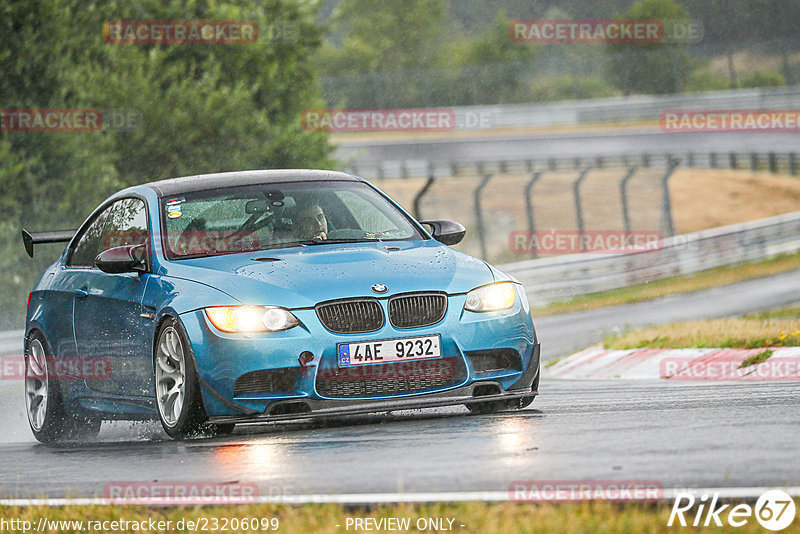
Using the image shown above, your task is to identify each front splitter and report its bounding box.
[209,380,538,425]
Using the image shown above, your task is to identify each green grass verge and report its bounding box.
[743,306,800,320]
[532,251,800,317]
[1,501,794,533]
[739,349,774,368]
[603,305,800,350]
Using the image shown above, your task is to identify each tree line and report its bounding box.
[2,0,798,326]
[317,0,800,106]
[0,0,331,326]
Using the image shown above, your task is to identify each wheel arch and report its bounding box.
[151,310,213,415]
[24,322,51,353]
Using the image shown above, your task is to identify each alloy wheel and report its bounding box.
[155,326,186,427]
[25,338,49,432]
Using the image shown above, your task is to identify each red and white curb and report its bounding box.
[545,346,800,381]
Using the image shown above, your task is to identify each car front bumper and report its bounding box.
[207,354,540,424]
[181,290,539,419]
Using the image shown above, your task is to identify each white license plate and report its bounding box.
[338,335,441,367]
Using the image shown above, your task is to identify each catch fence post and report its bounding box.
[413,167,436,220]
[474,174,494,260]
[619,166,639,234]
[572,166,593,251]
[524,171,543,258]
[661,159,679,238]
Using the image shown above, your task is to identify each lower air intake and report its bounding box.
[233,368,300,397]
[467,349,522,373]
[316,357,463,398]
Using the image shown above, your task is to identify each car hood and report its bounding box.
[161,240,494,308]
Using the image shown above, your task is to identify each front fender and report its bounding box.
[147,275,241,316]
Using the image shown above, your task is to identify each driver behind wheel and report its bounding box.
[295,203,328,240]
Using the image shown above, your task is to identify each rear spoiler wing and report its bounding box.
[22,229,76,258]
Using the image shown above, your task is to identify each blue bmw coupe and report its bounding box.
[23,170,540,442]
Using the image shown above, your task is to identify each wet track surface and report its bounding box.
[0,380,798,499]
[536,268,800,359]
[1,271,800,499]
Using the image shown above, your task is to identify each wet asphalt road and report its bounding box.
[0,380,797,500]
[535,268,800,359]
[0,272,799,499]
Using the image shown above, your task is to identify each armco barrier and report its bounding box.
[351,151,800,180]
[450,86,800,130]
[343,86,800,180]
[500,211,800,306]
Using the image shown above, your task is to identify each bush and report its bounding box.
[530,75,618,102]
[605,0,694,95]
[739,70,786,89]
[684,69,731,92]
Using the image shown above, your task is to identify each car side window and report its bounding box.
[66,207,112,268]
[100,198,149,252]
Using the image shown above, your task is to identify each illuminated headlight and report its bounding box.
[464,283,517,312]
[205,306,299,333]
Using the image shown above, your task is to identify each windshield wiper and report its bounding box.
[297,238,379,246]
[253,238,381,251]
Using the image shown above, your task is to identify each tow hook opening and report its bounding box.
[268,401,312,416]
[472,384,502,397]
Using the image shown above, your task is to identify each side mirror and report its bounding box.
[420,220,466,246]
[95,244,147,274]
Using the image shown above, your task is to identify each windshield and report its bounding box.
[161,180,423,259]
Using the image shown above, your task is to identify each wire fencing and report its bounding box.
[373,152,799,266]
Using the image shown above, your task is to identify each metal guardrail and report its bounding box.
[501,211,800,306]
[0,330,24,356]
[353,150,800,180]
[345,86,800,179]
[450,85,800,130]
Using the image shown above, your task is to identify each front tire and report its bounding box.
[154,318,231,439]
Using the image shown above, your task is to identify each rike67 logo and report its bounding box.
[669,490,796,531]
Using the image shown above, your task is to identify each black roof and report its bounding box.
[144,169,362,196]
